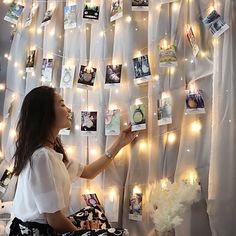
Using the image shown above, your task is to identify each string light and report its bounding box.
[160,178,169,190]
[191,121,202,133]
[167,133,176,144]
[139,141,147,150]
[10,129,17,139]
[0,121,6,132]
[0,84,6,91]
[126,16,132,22]
[133,186,142,194]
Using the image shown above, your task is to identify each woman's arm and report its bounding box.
[45,211,78,233]
[80,125,138,179]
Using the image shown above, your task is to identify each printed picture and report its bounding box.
[105,109,120,136]
[130,104,146,131]
[60,65,75,88]
[132,0,148,11]
[64,5,77,30]
[105,64,122,88]
[42,58,53,82]
[83,1,99,20]
[157,96,172,126]
[129,193,142,221]
[185,89,205,114]
[77,65,96,87]
[0,169,13,195]
[4,2,24,25]
[133,55,151,84]
[81,111,97,134]
[187,25,199,57]
[26,50,36,72]
[110,0,123,22]
[202,10,229,38]
[24,4,38,27]
[41,10,53,27]
[158,44,178,67]
[82,193,100,207]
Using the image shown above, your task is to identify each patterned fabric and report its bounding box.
[68,205,111,229]
[64,228,126,236]
[9,217,59,236]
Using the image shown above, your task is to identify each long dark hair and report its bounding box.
[13,86,68,176]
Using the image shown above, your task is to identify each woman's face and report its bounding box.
[53,93,72,131]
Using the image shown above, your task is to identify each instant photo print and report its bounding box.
[83,1,99,20]
[105,109,120,136]
[157,96,172,126]
[64,5,77,30]
[4,2,24,25]
[129,192,143,221]
[130,104,146,131]
[158,44,178,67]
[110,0,123,22]
[105,64,122,88]
[81,111,97,135]
[132,0,148,11]
[42,58,53,82]
[187,25,199,57]
[41,10,53,27]
[77,65,96,88]
[26,50,36,73]
[60,65,75,88]
[82,193,100,207]
[133,55,151,84]
[185,89,205,114]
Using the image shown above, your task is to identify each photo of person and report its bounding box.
[78,65,96,87]
[81,111,97,134]
[185,89,205,114]
[24,4,38,27]
[4,2,24,25]
[82,193,100,207]
[83,1,100,20]
[41,10,53,27]
[187,25,199,57]
[202,10,229,38]
[157,96,172,126]
[110,0,123,22]
[64,5,77,30]
[105,109,120,136]
[105,64,122,88]
[133,55,151,84]
[132,0,148,11]
[26,50,36,72]
[129,193,142,221]
[42,58,53,82]
[161,0,178,4]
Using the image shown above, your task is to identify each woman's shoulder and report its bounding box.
[32,147,53,160]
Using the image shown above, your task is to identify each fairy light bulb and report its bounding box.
[100,31,105,37]
[12,93,17,101]
[134,99,142,105]
[50,29,55,37]
[200,51,207,58]
[109,103,118,110]
[136,50,142,58]
[191,121,202,133]
[75,124,80,130]
[168,133,176,144]
[112,59,117,65]
[133,186,141,194]
[0,83,6,91]
[37,28,42,34]
[109,189,116,202]
[90,148,97,156]
[66,146,74,155]
[162,39,168,50]
[160,178,168,190]
[126,16,132,22]
[4,53,9,59]
[10,129,17,139]
[0,121,6,131]
[172,3,179,12]
[156,4,161,11]
[49,3,56,10]
[139,141,147,150]
[170,67,175,75]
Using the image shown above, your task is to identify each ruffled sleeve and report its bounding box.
[66,159,85,182]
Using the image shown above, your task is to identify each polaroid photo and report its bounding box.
[185,89,205,115]
[158,44,178,67]
[42,58,53,82]
[83,1,100,20]
[110,0,123,22]
[26,50,36,73]
[130,104,146,131]
[82,193,100,207]
[133,55,151,84]
[60,65,75,88]
[105,64,122,88]
[187,25,199,57]
[64,5,77,30]
[132,0,148,11]
[24,4,38,27]
[4,2,24,25]
[157,96,172,126]
[77,65,96,88]
[104,191,119,222]
[129,192,143,221]
[161,0,178,4]
[41,10,53,27]
[0,169,13,195]
[81,111,97,135]
[105,109,120,136]
[203,10,229,38]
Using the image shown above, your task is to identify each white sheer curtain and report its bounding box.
[1,0,236,235]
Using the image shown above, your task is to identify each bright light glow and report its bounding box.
[139,141,147,150]
[90,148,97,156]
[0,84,6,90]
[0,122,6,131]
[156,4,161,11]
[172,3,179,12]
[168,133,176,144]
[65,146,75,155]
[49,3,56,10]
[126,16,132,22]
[200,51,207,58]
[50,29,55,37]
[170,67,176,75]
[4,53,9,59]
[134,99,142,105]
[109,189,116,202]
[133,186,142,194]
[19,70,24,76]
[37,28,42,34]
[162,39,168,50]
[109,103,118,110]
[160,178,169,190]
[12,93,17,100]
[154,75,159,81]
[100,31,105,37]
[191,121,202,133]
[14,62,18,68]
[10,129,17,139]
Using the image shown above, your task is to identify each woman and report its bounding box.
[10,86,138,235]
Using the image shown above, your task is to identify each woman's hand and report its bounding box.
[116,124,139,149]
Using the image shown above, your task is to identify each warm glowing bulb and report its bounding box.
[66,146,74,155]
[154,75,159,81]
[139,141,147,150]
[156,4,161,11]
[10,129,17,139]
[162,39,168,50]
[0,121,6,131]
[172,3,179,11]
[4,53,9,59]
[200,51,207,58]
[112,59,117,65]
[12,93,17,100]
[126,16,132,22]
[100,31,105,37]
[160,178,169,190]
[187,170,198,185]
[133,186,141,194]
[191,121,202,133]
[75,124,80,130]
[170,67,175,75]
[90,149,97,156]
[168,133,176,144]
[134,99,142,105]
[109,189,116,202]
[109,104,118,110]
[50,29,55,37]
[49,3,56,10]
[37,28,42,34]
[14,62,18,68]
[0,84,6,90]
